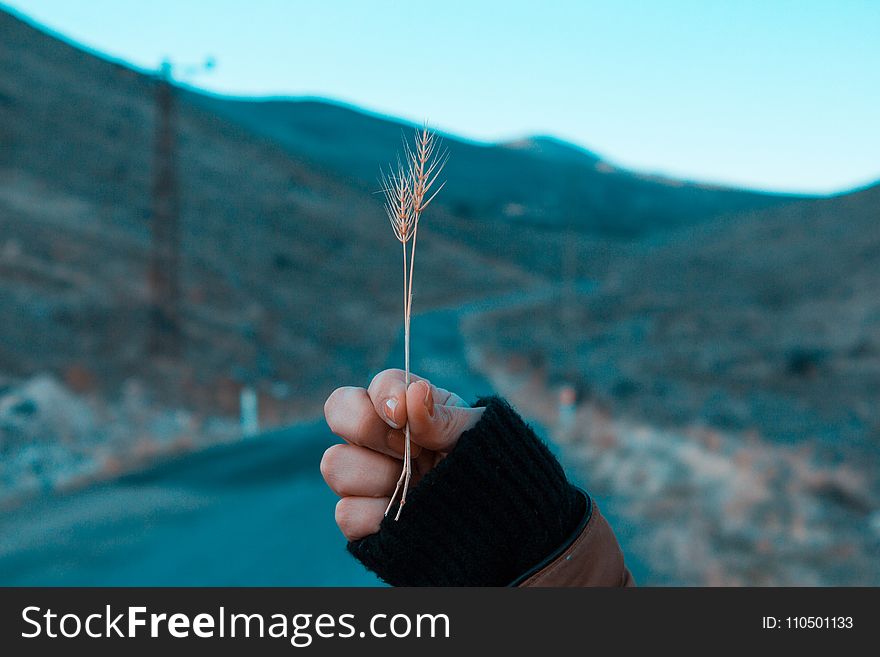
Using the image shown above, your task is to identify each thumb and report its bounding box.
[406,379,484,452]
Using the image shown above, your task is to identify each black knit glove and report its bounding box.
[347,396,587,586]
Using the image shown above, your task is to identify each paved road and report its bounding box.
[0,421,381,585]
[0,282,605,585]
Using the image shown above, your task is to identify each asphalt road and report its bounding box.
[0,421,380,585]
[0,282,602,585]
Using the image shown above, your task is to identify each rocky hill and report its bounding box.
[466,182,880,450]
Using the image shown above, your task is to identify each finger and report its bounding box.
[335,496,389,541]
[366,368,426,430]
[320,444,400,498]
[406,379,484,452]
[324,386,407,458]
[431,385,470,409]
[367,368,467,428]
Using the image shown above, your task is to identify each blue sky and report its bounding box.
[5,0,879,194]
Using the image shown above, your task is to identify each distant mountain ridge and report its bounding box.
[500,135,603,164]
[190,91,798,238]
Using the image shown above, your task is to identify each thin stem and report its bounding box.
[403,238,410,385]
[404,222,419,354]
[385,241,410,517]
[394,425,411,521]
[393,216,420,519]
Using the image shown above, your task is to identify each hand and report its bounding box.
[321,369,484,540]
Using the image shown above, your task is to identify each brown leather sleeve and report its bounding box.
[518,502,635,587]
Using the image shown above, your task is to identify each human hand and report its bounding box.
[321,369,484,540]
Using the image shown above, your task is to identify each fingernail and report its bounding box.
[423,383,434,418]
[384,398,400,428]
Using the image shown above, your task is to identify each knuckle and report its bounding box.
[320,444,344,486]
[446,407,468,436]
[353,411,374,446]
[335,498,355,538]
[325,387,366,437]
[426,406,460,449]
[323,388,344,429]
[368,370,387,392]
[369,369,404,396]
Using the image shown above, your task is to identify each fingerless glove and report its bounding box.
[347,396,587,586]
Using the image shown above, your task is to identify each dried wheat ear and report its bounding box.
[380,126,448,520]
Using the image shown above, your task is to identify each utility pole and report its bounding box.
[148,60,181,357]
[147,56,214,358]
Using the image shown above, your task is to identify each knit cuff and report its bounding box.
[347,396,586,586]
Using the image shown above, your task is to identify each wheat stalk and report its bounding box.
[380,126,448,520]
